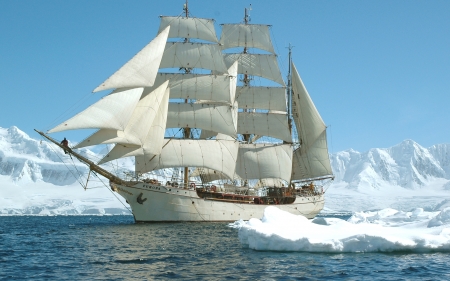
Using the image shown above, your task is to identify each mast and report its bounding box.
[242,5,251,142]
[287,43,293,138]
[183,0,190,186]
[183,0,188,17]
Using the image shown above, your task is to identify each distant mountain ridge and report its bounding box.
[1,126,449,190]
[331,139,450,191]
[0,126,449,214]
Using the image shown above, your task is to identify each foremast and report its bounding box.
[182,0,191,186]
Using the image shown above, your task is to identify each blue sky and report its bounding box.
[1,0,449,153]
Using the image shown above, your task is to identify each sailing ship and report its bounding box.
[36,3,334,222]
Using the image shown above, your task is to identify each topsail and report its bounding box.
[45,7,332,192]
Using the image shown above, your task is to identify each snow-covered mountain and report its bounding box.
[330,139,450,191]
[0,126,130,215]
[0,126,449,214]
[325,140,450,212]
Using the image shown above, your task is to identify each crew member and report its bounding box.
[61,137,69,154]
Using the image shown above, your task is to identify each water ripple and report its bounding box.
[1,216,450,280]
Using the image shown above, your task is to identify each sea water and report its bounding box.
[1,211,449,280]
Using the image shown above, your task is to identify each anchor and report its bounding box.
[137,193,147,204]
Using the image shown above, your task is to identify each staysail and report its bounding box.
[48,88,144,133]
[46,8,332,189]
[93,26,170,92]
[75,82,170,149]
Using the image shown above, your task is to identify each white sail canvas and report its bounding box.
[93,26,170,92]
[159,16,218,43]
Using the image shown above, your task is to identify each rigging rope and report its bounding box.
[39,135,133,215]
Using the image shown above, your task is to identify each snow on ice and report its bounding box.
[232,206,450,253]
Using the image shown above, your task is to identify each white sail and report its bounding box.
[93,26,169,92]
[48,88,143,133]
[199,130,217,139]
[75,82,170,148]
[190,168,230,182]
[236,86,287,112]
[237,112,291,143]
[98,85,171,164]
[220,24,275,53]
[167,102,238,137]
[224,53,285,85]
[254,178,285,188]
[291,131,332,180]
[116,61,237,103]
[160,42,228,74]
[135,139,239,180]
[227,61,238,104]
[290,63,332,180]
[235,143,293,183]
[169,75,232,102]
[159,16,218,43]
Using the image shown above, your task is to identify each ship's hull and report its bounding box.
[113,182,324,222]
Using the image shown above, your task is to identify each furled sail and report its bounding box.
[290,63,332,180]
[220,24,275,53]
[48,88,144,133]
[93,26,170,92]
[223,53,285,85]
[75,82,170,149]
[160,42,228,74]
[235,143,293,183]
[166,102,238,137]
[159,16,218,43]
[236,86,287,112]
[135,139,239,180]
[237,112,291,143]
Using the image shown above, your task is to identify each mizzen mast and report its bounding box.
[287,43,294,138]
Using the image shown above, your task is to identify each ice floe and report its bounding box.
[232,206,450,252]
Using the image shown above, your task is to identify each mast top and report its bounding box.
[183,0,189,18]
[244,4,252,24]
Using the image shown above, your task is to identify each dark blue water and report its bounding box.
[1,216,449,280]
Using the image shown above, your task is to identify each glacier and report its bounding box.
[0,126,130,215]
[0,125,449,215]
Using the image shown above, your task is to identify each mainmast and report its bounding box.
[183,0,188,17]
[242,5,252,142]
[183,0,190,186]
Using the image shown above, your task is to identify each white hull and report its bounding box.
[112,182,324,222]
